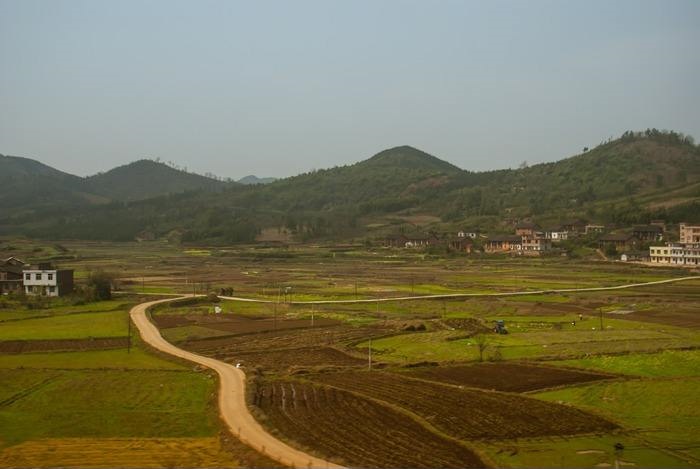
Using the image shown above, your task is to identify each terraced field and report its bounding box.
[254,379,484,468]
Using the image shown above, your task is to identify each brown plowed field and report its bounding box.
[220,346,366,371]
[0,337,128,353]
[402,362,613,392]
[254,379,484,468]
[184,324,393,355]
[604,308,700,328]
[312,371,617,440]
[152,313,339,334]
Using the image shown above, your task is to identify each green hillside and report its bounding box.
[2,130,699,243]
[0,154,105,216]
[86,160,228,201]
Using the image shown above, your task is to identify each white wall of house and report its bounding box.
[23,269,60,296]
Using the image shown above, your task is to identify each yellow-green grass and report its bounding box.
[0,369,61,402]
[536,378,700,463]
[551,349,700,378]
[0,347,184,370]
[0,310,129,340]
[477,434,694,468]
[0,369,218,447]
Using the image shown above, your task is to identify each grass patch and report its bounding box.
[552,349,700,378]
[536,378,700,463]
[0,369,218,446]
[0,310,129,340]
[0,347,184,370]
[477,434,694,468]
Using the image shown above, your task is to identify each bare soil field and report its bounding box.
[312,371,617,440]
[0,337,128,354]
[152,312,340,335]
[184,324,395,355]
[253,379,484,468]
[604,307,700,328]
[400,362,614,392]
[224,346,366,371]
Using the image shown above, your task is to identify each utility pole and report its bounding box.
[368,337,372,371]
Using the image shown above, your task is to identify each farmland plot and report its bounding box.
[253,379,484,468]
[312,371,617,440]
[400,362,614,392]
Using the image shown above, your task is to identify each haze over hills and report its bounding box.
[1,129,699,243]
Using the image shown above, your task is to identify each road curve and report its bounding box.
[220,275,699,305]
[129,297,344,469]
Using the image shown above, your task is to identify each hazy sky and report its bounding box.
[1,0,699,179]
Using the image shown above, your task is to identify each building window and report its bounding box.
[25,273,31,280]
[49,286,56,293]
[35,273,42,280]
[48,273,53,281]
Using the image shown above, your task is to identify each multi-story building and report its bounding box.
[633,225,664,242]
[22,263,74,297]
[522,235,552,252]
[585,224,606,235]
[680,223,700,244]
[649,244,700,266]
[485,235,523,252]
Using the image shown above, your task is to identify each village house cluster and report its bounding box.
[648,223,700,266]
[383,219,700,266]
[0,257,74,296]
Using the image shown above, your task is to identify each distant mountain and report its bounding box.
[237,175,277,185]
[0,154,105,215]
[2,130,699,243]
[360,145,461,173]
[86,160,228,201]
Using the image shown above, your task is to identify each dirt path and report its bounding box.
[129,298,344,469]
[220,275,699,305]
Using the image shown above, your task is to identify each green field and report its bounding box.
[0,369,218,446]
[0,310,129,340]
[552,349,700,378]
[536,378,700,464]
[1,238,699,468]
[0,347,184,370]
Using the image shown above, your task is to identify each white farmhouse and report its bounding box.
[23,263,74,297]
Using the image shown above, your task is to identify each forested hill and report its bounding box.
[0,155,230,218]
[85,160,229,201]
[0,154,107,214]
[1,129,699,243]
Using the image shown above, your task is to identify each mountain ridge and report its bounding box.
[2,129,699,242]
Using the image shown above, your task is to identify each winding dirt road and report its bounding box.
[129,298,344,469]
